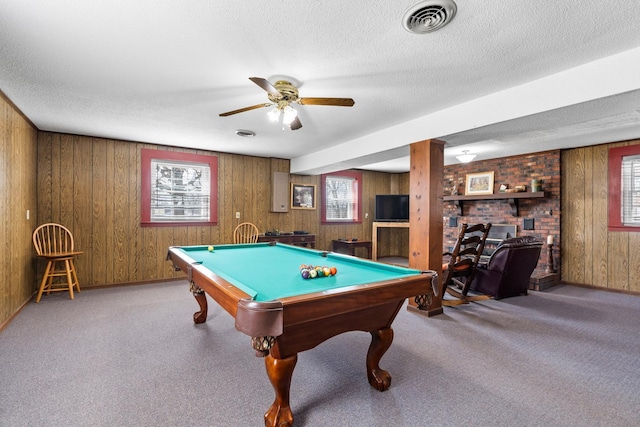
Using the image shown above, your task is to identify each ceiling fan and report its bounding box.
[219,77,355,130]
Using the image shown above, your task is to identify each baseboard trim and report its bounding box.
[0,293,35,334]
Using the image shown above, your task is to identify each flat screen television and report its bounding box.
[374,194,409,222]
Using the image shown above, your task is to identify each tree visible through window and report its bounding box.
[321,170,361,223]
[141,149,218,226]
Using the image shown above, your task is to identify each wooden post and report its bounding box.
[407,139,445,317]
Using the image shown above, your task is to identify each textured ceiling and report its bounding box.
[1,0,640,174]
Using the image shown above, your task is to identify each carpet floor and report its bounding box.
[1,281,639,426]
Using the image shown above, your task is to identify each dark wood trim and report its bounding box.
[560,281,640,297]
[444,191,545,216]
[0,294,35,334]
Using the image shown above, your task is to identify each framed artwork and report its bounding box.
[291,183,316,210]
[465,171,495,195]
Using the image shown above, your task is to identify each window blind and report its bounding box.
[325,176,357,221]
[621,154,640,226]
[150,159,211,222]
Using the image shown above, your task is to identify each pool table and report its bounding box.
[167,242,436,427]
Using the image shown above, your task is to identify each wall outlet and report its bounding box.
[235,212,240,219]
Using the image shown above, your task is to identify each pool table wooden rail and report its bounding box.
[168,245,432,350]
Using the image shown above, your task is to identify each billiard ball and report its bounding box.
[301,269,310,279]
[330,266,337,275]
[309,269,318,278]
[208,246,214,252]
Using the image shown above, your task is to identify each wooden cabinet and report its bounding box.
[271,171,289,212]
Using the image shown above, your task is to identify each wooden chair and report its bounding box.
[32,223,83,302]
[440,222,492,306]
[233,222,259,243]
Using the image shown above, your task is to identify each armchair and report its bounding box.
[470,236,543,299]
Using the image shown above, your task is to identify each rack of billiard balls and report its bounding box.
[300,264,337,279]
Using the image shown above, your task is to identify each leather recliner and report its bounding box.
[470,236,543,299]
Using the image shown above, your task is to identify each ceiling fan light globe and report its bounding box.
[282,106,297,125]
[268,107,280,122]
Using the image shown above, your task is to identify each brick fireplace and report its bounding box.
[443,150,561,274]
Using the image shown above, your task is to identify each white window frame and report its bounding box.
[141,149,218,226]
[321,171,362,224]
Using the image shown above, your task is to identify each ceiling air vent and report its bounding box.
[402,0,457,34]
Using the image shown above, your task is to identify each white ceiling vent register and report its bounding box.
[402,0,457,34]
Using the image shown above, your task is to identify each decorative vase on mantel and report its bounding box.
[531,179,543,192]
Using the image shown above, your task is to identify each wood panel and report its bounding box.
[562,139,640,292]
[562,148,586,284]
[113,140,130,282]
[74,135,93,286]
[1,100,8,324]
[629,233,640,293]
[591,144,610,286]
[0,94,38,328]
[92,138,107,285]
[582,146,594,286]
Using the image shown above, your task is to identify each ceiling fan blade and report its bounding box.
[289,116,302,130]
[298,97,355,107]
[249,77,282,97]
[219,103,272,117]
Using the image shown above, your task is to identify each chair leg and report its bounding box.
[64,259,75,300]
[69,259,81,293]
[35,260,54,303]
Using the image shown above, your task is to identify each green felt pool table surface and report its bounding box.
[172,242,422,302]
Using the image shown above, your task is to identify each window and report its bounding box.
[608,144,640,231]
[141,149,218,226]
[321,170,362,224]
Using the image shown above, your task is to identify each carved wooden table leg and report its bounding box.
[367,328,393,391]
[264,353,298,427]
[189,283,208,324]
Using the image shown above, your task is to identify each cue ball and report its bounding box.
[208,246,214,252]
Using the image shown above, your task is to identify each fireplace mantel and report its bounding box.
[443,191,545,216]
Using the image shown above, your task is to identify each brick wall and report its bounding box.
[443,150,561,273]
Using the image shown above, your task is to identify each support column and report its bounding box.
[407,139,445,317]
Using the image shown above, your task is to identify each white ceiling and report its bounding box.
[1,0,640,174]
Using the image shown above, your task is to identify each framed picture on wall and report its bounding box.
[291,183,316,209]
[465,171,494,195]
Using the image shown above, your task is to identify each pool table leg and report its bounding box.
[189,283,208,324]
[264,353,297,427]
[367,327,393,391]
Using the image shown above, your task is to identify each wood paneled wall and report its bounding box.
[562,140,640,292]
[5,114,635,328]
[0,94,38,328]
[36,132,406,289]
